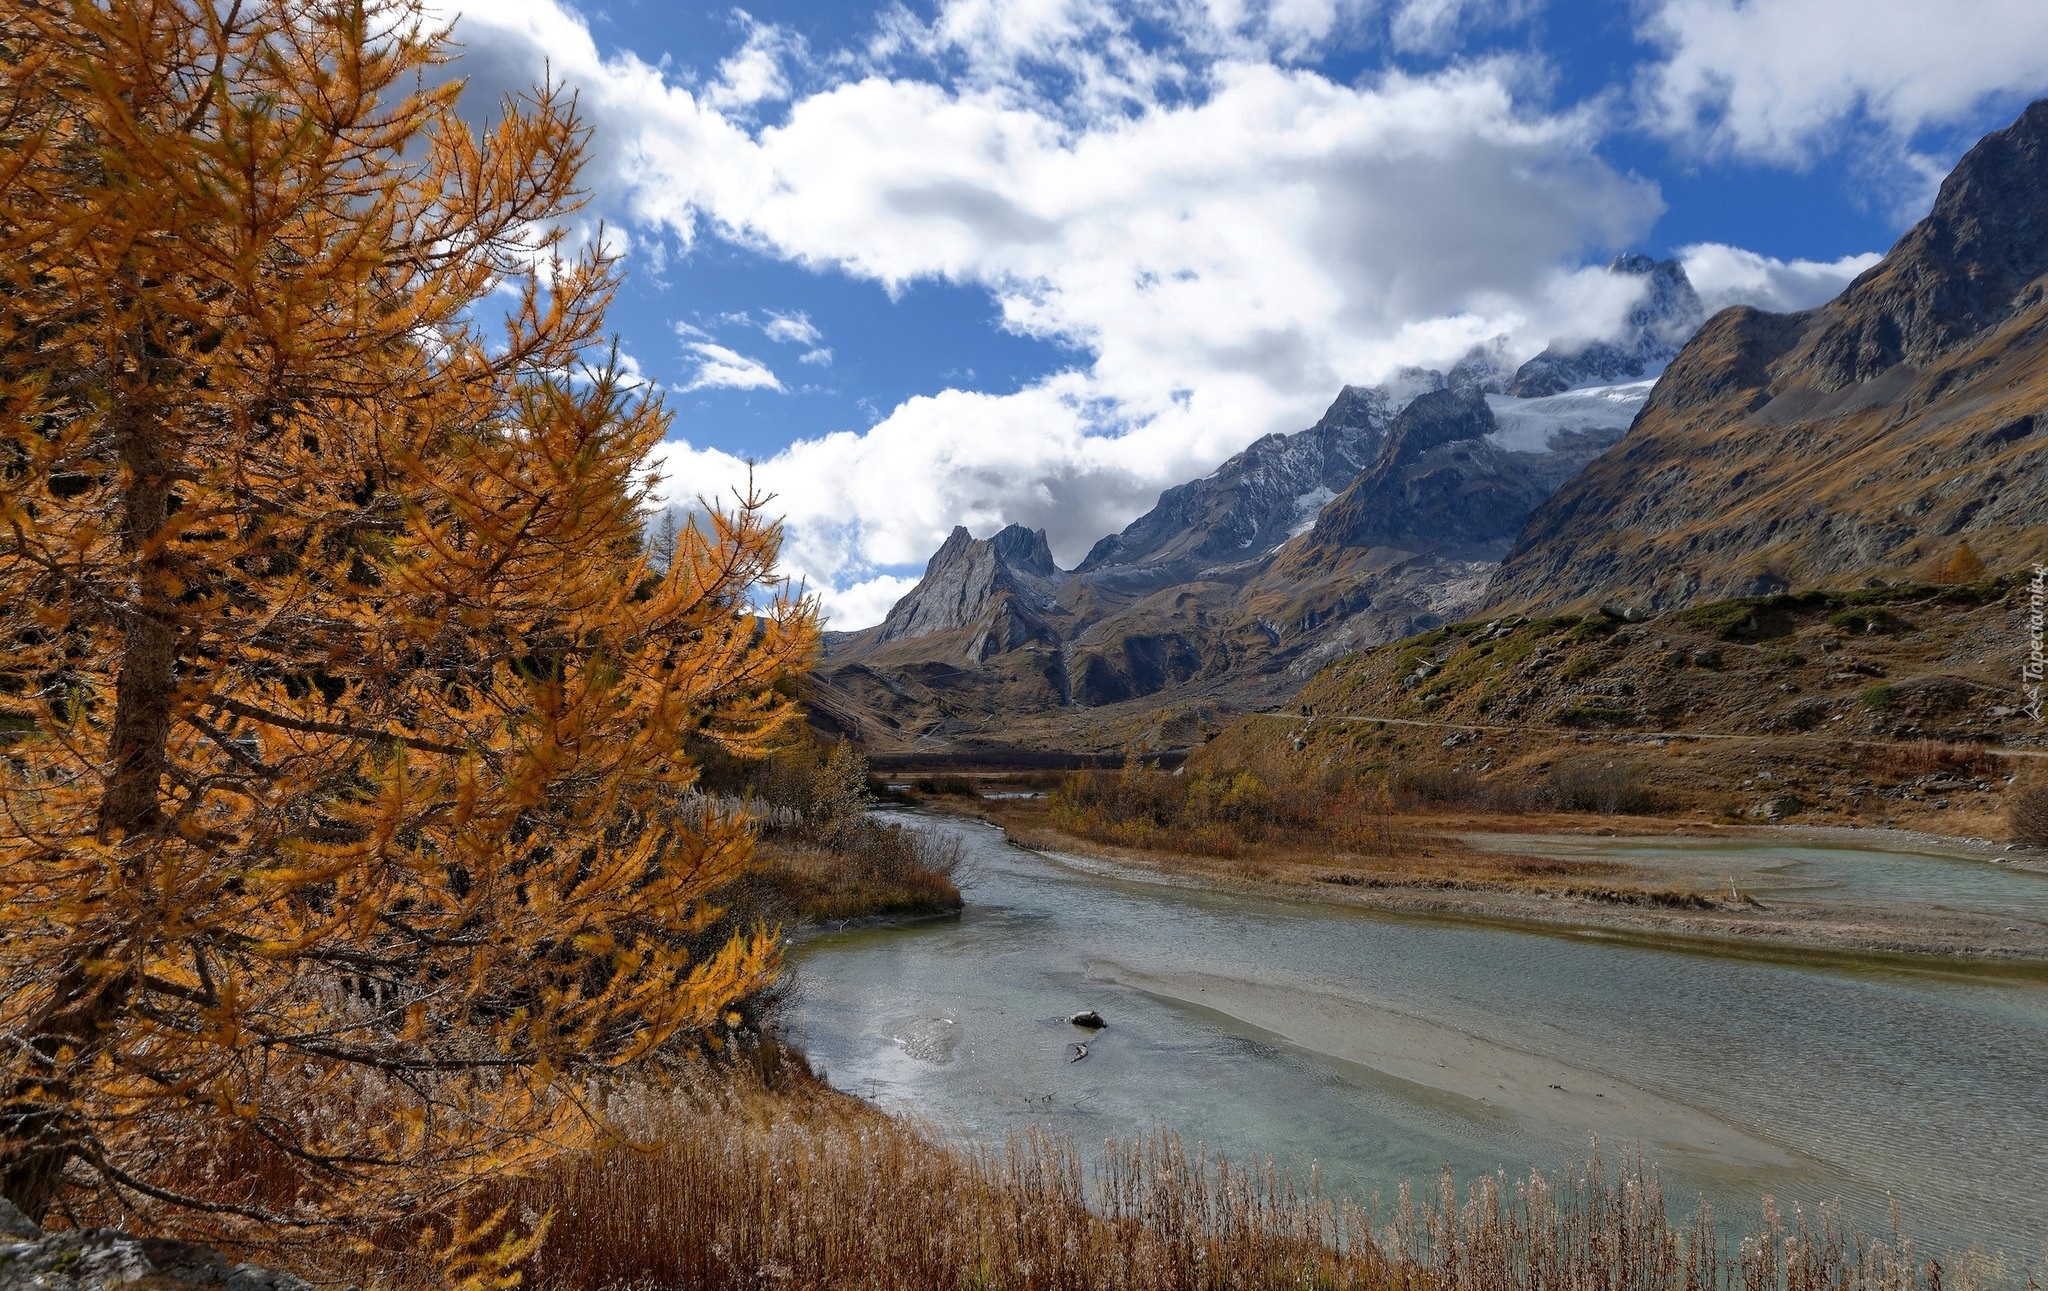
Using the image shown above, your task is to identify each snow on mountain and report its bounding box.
[1484,378,1657,454]
[1287,486,1339,537]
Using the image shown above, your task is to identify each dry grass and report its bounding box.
[949,763,1717,908]
[748,825,965,924]
[422,1067,2025,1291]
[991,795,1721,908]
[1859,740,1999,781]
[82,1052,2027,1291]
[1044,754,1661,866]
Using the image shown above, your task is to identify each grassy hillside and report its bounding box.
[1199,578,2040,835]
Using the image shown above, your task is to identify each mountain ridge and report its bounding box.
[1486,96,2048,615]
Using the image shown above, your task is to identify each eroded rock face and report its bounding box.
[1800,99,2048,391]
[1303,388,1626,557]
[875,523,1065,648]
[0,1201,315,1291]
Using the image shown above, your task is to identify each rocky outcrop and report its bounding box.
[1305,389,1512,552]
[0,1200,313,1291]
[1300,387,1629,558]
[1488,98,2048,615]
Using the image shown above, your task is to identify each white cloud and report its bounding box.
[678,340,783,393]
[871,0,1182,114]
[703,16,800,111]
[762,310,825,346]
[817,574,923,629]
[1641,0,2048,163]
[799,347,835,366]
[1677,242,1882,315]
[1388,0,1535,55]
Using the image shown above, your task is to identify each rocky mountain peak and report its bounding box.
[1801,97,2048,390]
[875,523,1065,646]
[1377,386,1496,467]
[1446,336,1516,394]
[1505,255,1704,397]
[1073,384,1399,584]
[987,522,1059,577]
[1301,386,1504,553]
[1313,383,1394,432]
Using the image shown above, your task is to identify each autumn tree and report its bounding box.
[0,0,814,1234]
[1933,541,1987,585]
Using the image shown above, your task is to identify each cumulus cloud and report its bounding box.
[815,574,923,629]
[1677,242,1882,315]
[702,15,801,111]
[1640,0,2048,163]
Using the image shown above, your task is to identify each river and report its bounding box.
[788,812,2048,1255]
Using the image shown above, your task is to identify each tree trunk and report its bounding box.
[1,405,173,1220]
[98,403,178,843]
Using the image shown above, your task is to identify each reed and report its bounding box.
[461,1071,2025,1291]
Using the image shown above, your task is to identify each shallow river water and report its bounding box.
[789,814,2048,1255]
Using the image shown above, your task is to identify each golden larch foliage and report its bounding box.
[1934,542,1988,584]
[0,0,815,1237]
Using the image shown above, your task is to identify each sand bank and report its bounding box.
[1088,960,1803,1176]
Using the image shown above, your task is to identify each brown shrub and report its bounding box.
[2012,781,2048,847]
[1862,739,1998,781]
[1547,756,1655,814]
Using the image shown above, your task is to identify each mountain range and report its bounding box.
[813,100,2048,759]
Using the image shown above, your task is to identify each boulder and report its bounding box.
[0,1205,316,1291]
[1067,1010,1107,1029]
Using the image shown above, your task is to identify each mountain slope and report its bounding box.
[1487,99,2048,613]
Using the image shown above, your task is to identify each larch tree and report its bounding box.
[0,0,814,1233]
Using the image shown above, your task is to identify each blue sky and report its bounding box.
[444,0,2048,626]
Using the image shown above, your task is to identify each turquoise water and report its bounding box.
[790,815,2048,1255]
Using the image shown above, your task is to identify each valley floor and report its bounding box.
[941,796,2048,965]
